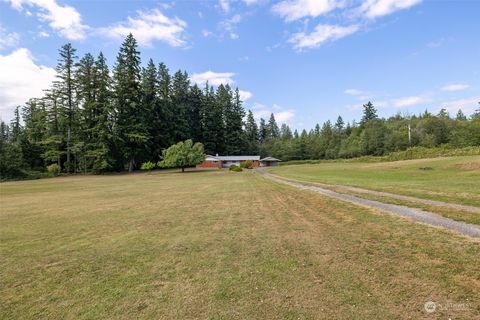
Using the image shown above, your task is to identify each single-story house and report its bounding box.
[197,155,282,169]
[260,156,282,167]
[197,155,260,169]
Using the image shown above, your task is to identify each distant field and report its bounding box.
[1,170,479,319]
[270,156,480,207]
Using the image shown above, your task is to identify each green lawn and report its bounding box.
[269,156,480,207]
[1,170,479,319]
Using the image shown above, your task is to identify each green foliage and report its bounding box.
[240,160,253,169]
[47,163,59,176]
[4,34,479,180]
[158,140,205,172]
[282,146,480,166]
[229,165,242,172]
[361,101,378,125]
[140,161,155,171]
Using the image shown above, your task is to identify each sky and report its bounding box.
[0,0,479,130]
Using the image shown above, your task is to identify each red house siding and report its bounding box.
[250,160,260,168]
[196,159,260,169]
[196,160,222,169]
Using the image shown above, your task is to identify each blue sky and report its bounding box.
[0,0,479,129]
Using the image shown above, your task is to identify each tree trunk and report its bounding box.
[66,127,71,174]
[129,159,135,172]
[181,167,185,173]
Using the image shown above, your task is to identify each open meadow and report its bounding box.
[269,156,480,207]
[1,169,479,319]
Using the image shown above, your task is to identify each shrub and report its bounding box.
[229,165,242,172]
[240,160,253,169]
[140,161,156,171]
[47,163,59,176]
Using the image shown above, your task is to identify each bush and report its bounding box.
[47,163,59,176]
[229,165,243,172]
[240,160,253,169]
[140,161,156,171]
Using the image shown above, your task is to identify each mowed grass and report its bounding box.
[269,156,480,207]
[1,170,479,319]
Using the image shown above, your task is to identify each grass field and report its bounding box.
[270,156,480,207]
[1,170,479,319]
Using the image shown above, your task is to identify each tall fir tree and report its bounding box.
[157,62,174,149]
[259,118,267,143]
[361,101,378,125]
[113,33,148,172]
[267,113,280,139]
[245,110,259,154]
[54,43,78,173]
[188,84,204,143]
[224,88,246,155]
[171,70,190,143]
[141,59,158,160]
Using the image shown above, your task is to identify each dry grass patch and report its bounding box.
[1,170,479,319]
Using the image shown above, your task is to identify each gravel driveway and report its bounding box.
[259,171,480,239]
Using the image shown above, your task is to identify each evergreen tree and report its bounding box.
[54,43,78,173]
[90,52,114,172]
[113,34,148,172]
[10,106,22,142]
[202,84,224,154]
[259,118,267,143]
[361,101,378,125]
[245,110,259,154]
[456,109,467,121]
[157,62,174,148]
[334,116,345,132]
[188,84,204,143]
[141,59,158,160]
[267,113,280,139]
[171,70,190,143]
[280,123,293,139]
[224,88,246,154]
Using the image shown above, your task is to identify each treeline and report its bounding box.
[1,34,480,178]
[260,102,480,161]
[1,34,258,178]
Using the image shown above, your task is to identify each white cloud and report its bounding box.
[8,0,88,40]
[289,24,359,50]
[190,71,235,86]
[345,89,363,96]
[239,90,253,101]
[441,83,469,92]
[252,103,296,124]
[438,97,480,115]
[344,88,373,101]
[37,31,50,38]
[0,27,19,50]
[0,48,56,121]
[101,9,187,47]
[392,95,430,108]
[272,0,341,22]
[219,0,230,13]
[243,0,262,5]
[202,29,213,37]
[275,110,296,123]
[219,14,242,40]
[360,0,422,19]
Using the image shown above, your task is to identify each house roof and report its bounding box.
[260,157,282,162]
[205,155,260,161]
